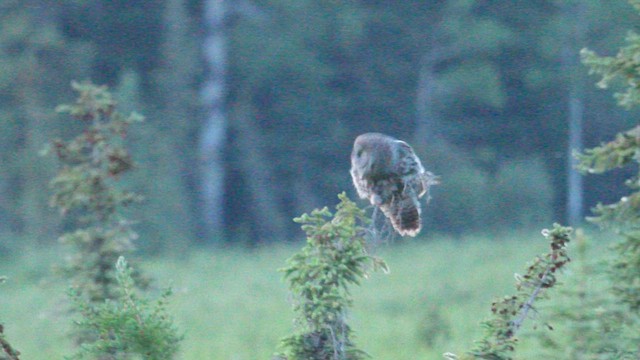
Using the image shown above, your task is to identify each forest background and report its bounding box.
[4,1,640,359]
[2,0,639,250]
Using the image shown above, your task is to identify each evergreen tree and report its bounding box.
[68,257,181,360]
[580,0,640,313]
[275,193,387,359]
[49,82,183,358]
[48,81,146,306]
[524,2,640,357]
[532,231,637,359]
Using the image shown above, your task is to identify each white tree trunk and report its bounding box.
[564,1,586,226]
[199,0,227,238]
[566,94,584,226]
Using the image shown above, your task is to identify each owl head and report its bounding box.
[351,133,395,176]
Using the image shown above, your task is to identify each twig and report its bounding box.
[0,325,20,360]
[510,265,552,336]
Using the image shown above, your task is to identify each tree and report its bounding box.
[199,0,228,240]
[68,257,181,360]
[562,0,588,227]
[579,0,640,314]
[275,193,387,360]
[49,81,146,307]
[521,2,640,357]
[134,0,203,248]
[409,0,512,146]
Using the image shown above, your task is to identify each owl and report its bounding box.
[350,133,438,237]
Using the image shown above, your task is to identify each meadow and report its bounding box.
[0,229,613,359]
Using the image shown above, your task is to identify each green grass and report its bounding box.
[0,230,615,359]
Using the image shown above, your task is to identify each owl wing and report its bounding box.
[394,140,427,198]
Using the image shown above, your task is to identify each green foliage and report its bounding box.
[48,81,145,304]
[68,257,181,360]
[446,224,572,360]
[276,193,388,360]
[532,230,638,359]
[579,1,640,312]
[1,0,638,244]
[581,32,640,109]
[426,141,553,233]
[541,3,640,357]
[0,0,95,240]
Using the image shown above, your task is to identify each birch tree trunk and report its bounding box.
[564,1,586,226]
[566,90,584,226]
[199,0,227,239]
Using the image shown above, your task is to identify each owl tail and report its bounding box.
[381,194,422,237]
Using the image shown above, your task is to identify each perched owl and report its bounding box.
[350,133,438,237]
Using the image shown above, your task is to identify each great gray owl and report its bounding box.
[350,133,438,237]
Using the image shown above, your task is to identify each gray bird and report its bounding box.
[350,133,438,237]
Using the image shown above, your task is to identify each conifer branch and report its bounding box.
[510,265,551,335]
[0,324,20,360]
[446,224,572,360]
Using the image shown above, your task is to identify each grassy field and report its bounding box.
[0,229,613,359]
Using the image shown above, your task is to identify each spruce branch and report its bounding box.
[446,224,572,360]
[510,266,551,335]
